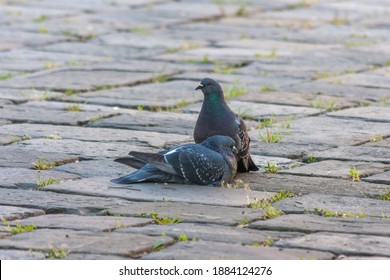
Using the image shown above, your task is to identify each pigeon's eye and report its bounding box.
[207,82,212,86]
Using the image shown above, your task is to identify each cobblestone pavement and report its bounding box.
[0,0,389,260]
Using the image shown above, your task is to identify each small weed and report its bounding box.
[178,235,189,242]
[0,73,13,80]
[264,162,281,173]
[64,89,75,96]
[150,213,182,225]
[240,33,250,39]
[224,81,246,98]
[186,55,211,64]
[39,27,49,34]
[254,49,278,59]
[313,208,367,218]
[260,85,276,92]
[65,104,81,112]
[330,11,349,25]
[236,4,248,16]
[166,43,200,53]
[43,61,57,69]
[248,190,295,219]
[380,191,390,201]
[65,60,81,67]
[129,26,152,36]
[95,85,113,91]
[379,96,389,107]
[15,134,32,142]
[349,167,361,181]
[370,135,384,142]
[312,100,337,111]
[214,64,236,74]
[10,224,37,235]
[220,179,250,190]
[306,154,317,163]
[33,157,56,170]
[44,134,61,140]
[251,237,274,247]
[89,113,103,122]
[239,217,250,226]
[152,239,165,251]
[46,247,68,259]
[263,205,284,219]
[257,118,276,129]
[137,105,144,111]
[33,15,48,23]
[152,73,170,83]
[173,99,190,109]
[259,127,284,143]
[35,172,61,189]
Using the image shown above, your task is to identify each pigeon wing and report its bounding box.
[164,146,225,185]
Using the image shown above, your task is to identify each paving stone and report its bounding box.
[323,68,390,89]
[312,146,390,163]
[238,173,389,199]
[142,240,334,260]
[283,81,390,101]
[42,42,164,59]
[0,69,158,91]
[0,167,81,189]
[59,80,205,109]
[363,137,390,148]
[0,249,45,260]
[119,223,303,244]
[0,104,119,126]
[0,49,106,64]
[98,201,267,226]
[0,5,71,24]
[88,111,197,135]
[0,229,175,258]
[1,29,68,47]
[12,139,148,159]
[217,39,328,56]
[183,101,323,120]
[250,214,390,236]
[327,106,390,122]
[0,145,79,168]
[0,123,192,149]
[250,116,390,146]
[279,160,389,179]
[275,232,390,257]
[44,177,275,207]
[273,193,390,218]
[291,24,390,45]
[249,141,331,159]
[0,205,45,221]
[0,187,137,215]
[53,159,134,178]
[234,90,362,109]
[362,171,390,185]
[10,214,152,232]
[0,134,21,145]
[174,71,302,89]
[0,88,63,104]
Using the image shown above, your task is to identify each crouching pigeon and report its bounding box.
[111,135,237,186]
[194,77,259,172]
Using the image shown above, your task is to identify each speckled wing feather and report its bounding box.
[164,146,226,185]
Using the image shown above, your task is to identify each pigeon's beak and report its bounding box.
[232,146,238,154]
[195,84,203,90]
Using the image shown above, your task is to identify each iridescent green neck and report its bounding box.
[205,93,225,109]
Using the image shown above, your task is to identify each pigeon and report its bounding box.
[111,135,238,186]
[194,77,259,172]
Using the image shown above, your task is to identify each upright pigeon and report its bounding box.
[111,135,238,186]
[194,77,259,172]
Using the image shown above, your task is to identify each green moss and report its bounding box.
[150,213,182,225]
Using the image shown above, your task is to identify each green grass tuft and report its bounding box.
[150,213,182,225]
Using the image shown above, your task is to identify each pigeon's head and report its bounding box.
[195,78,223,96]
[202,135,238,155]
